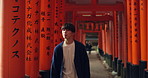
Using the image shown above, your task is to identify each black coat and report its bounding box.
[50,40,90,78]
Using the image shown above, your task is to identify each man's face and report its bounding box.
[62,29,74,40]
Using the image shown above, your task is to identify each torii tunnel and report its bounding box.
[0,0,148,78]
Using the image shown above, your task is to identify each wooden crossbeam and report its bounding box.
[64,3,124,11]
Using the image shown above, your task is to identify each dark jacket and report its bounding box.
[50,40,90,78]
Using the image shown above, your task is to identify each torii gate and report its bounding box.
[63,1,124,77]
[63,0,124,43]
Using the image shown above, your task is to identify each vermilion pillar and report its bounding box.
[110,20,114,61]
[139,0,147,78]
[82,32,86,45]
[146,0,148,76]
[146,1,148,73]
[131,0,140,65]
[147,0,148,71]
[102,23,106,54]
[105,21,112,67]
[140,0,147,63]
[121,9,128,78]
[53,0,62,47]
[117,12,123,76]
[95,23,100,31]
[2,0,25,78]
[59,0,65,42]
[126,0,132,77]
[78,28,83,42]
[39,0,52,77]
[113,11,118,72]
[25,0,40,78]
[113,11,118,59]
[121,11,127,67]
[0,1,2,76]
[77,22,84,42]
[98,31,103,55]
[118,12,123,62]
[75,22,82,41]
[80,29,85,43]
[86,23,89,30]
[131,0,140,77]
[106,22,112,55]
[98,31,103,50]
[126,0,132,65]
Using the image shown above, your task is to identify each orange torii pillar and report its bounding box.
[1,0,25,78]
[125,0,132,78]
[80,22,85,43]
[110,20,116,69]
[85,22,89,31]
[75,22,82,41]
[77,22,84,42]
[91,22,95,31]
[116,11,124,76]
[59,0,65,42]
[25,0,40,78]
[121,11,128,78]
[139,0,147,78]
[95,23,101,31]
[112,11,118,73]
[81,22,87,45]
[0,1,2,77]
[101,23,107,56]
[98,30,103,56]
[109,20,115,69]
[79,22,89,43]
[53,0,62,47]
[105,22,113,67]
[82,32,86,45]
[131,0,140,78]
[109,21,114,67]
[146,0,148,77]
[53,0,59,47]
[99,22,104,54]
[39,0,53,77]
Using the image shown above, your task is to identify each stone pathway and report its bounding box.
[88,51,113,78]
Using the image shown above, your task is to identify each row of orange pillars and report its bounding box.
[0,0,148,78]
[98,0,148,78]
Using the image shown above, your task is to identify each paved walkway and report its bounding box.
[88,51,113,78]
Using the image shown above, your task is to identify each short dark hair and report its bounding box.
[61,23,75,33]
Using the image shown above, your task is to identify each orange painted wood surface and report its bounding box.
[140,0,147,61]
[105,22,112,55]
[117,12,122,60]
[98,32,103,50]
[113,11,118,58]
[147,0,148,69]
[39,0,53,71]
[102,24,106,53]
[131,0,140,65]
[53,0,63,47]
[25,0,40,77]
[64,3,124,11]
[2,0,25,77]
[126,0,132,63]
